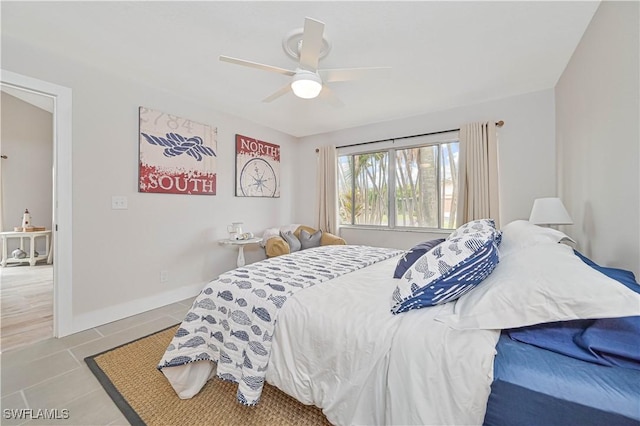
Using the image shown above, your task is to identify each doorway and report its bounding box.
[0,86,54,351]
[0,70,73,345]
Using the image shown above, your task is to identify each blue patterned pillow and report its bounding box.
[391,219,501,314]
[447,218,502,244]
[393,238,446,278]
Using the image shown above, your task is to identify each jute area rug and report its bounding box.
[85,325,331,426]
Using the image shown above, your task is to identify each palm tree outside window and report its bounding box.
[338,139,459,230]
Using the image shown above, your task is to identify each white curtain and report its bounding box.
[456,122,500,227]
[316,146,338,234]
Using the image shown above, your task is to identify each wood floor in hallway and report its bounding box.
[1,264,53,353]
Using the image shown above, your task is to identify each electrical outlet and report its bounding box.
[111,196,128,210]
[160,270,169,283]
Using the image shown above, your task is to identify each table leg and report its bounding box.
[237,246,246,267]
[46,233,52,264]
[1,236,6,267]
[29,235,36,266]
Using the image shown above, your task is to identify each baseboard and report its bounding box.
[68,281,204,336]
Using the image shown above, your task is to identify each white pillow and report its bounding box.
[499,220,574,258]
[435,242,640,330]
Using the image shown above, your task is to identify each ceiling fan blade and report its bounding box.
[320,67,392,82]
[319,86,344,107]
[219,55,295,76]
[298,18,325,71]
[262,84,292,103]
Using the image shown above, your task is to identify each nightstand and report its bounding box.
[219,237,263,267]
[0,230,52,267]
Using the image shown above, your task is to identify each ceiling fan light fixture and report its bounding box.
[291,71,322,99]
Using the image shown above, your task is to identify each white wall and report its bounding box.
[2,37,298,332]
[296,89,557,249]
[8,2,633,331]
[555,1,639,277]
[1,92,53,254]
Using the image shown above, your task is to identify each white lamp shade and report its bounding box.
[291,71,322,99]
[529,197,573,225]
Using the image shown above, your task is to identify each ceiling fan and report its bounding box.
[219,17,391,105]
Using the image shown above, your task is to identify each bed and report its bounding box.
[158,220,640,425]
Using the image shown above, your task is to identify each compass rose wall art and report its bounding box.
[235,134,280,198]
[138,106,217,195]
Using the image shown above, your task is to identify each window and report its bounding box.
[338,139,459,230]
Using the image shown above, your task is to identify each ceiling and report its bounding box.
[1,85,54,113]
[1,1,600,138]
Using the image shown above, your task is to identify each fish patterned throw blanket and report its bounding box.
[158,245,402,405]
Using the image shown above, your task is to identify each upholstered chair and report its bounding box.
[264,225,346,258]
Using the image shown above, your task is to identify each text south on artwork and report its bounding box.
[138,107,218,196]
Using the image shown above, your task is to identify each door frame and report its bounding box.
[1,69,73,337]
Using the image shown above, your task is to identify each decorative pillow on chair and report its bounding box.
[391,219,501,314]
[299,229,322,250]
[280,230,301,253]
[260,227,280,247]
[393,238,445,278]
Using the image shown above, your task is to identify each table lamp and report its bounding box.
[529,197,573,226]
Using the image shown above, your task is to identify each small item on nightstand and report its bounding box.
[227,222,244,240]
[21,209,32,229]
[238,232,254,240]
[12,248,27,259]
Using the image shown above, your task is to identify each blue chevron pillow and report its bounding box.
[391,219,501,314]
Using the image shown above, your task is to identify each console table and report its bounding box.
[219,237,263,267]
[0,230,52,267]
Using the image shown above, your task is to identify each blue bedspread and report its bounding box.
[485,334,640,425]
[507,251,640,370]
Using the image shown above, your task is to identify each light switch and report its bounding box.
[111,196,128,210]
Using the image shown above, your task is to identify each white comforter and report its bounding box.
[266,256,500,425]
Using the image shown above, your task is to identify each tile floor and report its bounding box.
[0,297,196,425]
